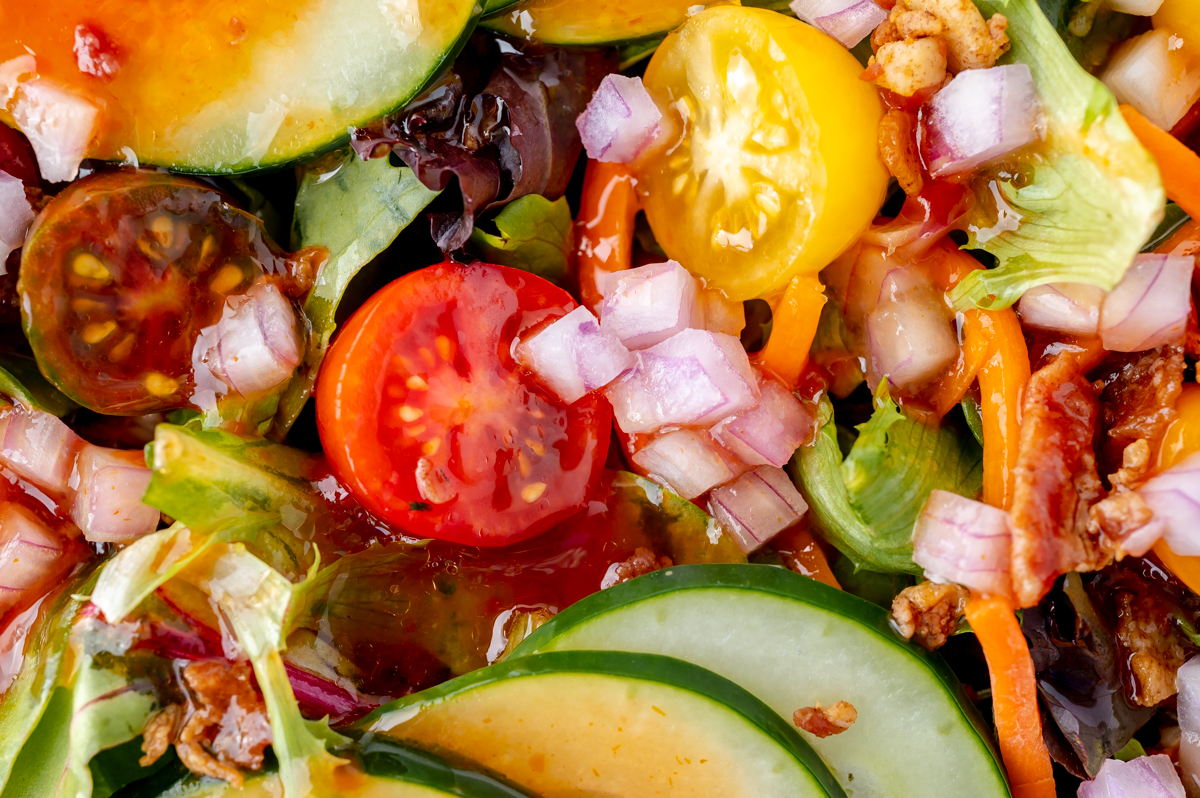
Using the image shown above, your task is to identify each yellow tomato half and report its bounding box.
[638,6,888,301]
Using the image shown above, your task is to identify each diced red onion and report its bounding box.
[198,282,303,396]
[920,64,1043,178]
[1077,755,1186,798]
[1107,0,1163,12]
[1137,452,1200,556]
[10,78,99,183]
[0,172,34,273]
[1018,282,1105,336]
[1103,29,1200,131]
[631,429,737,500]
[911,489,1012,598]
[0,404,83,495]
[865,269,958,391]
[789,0,888,48]
[604,329,760,434]
[600,260,700,350]
[286,663,370,724]
[709,466,808,554]
[712,377,815,468]
[862,182,975,260]
[515,305,635,404]
[69,444,158,543]
[1099,253,1194,353]
[698,289,746,337]
[1177,655,1200,792]
[0,503,64,618]
[576,74,663,164]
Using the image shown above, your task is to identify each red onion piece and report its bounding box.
[713,376,816,468]
[1077,755,1186,798]
[1017,282,1105,336]
[708,466,808,554]
[0,56,36,105]
[1137,452,1200,555]
[1103,29,1200,131]
[1177,656,1200,791]
[862,182,975,260]
[69,444,159,543]
[865,269,958,391]
[0,171,33,272]
[285,663,376,725]
[576,74,663,164]
[0,404,83,495]
[1108,0,1163,12]
[789,0,888,48]
[920,64,1043,178]
[911,490,1012,598]
[604,329,760,433]
[0,503,64,618]
[632,429,738,499]
[600,260,700,350]
[515,305,635,404]
[1099,253,1194,353]
[199,282,304,396]
[10,78,99,183]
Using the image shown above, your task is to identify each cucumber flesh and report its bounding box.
[362,650,845,798]
[513,565,1010,798]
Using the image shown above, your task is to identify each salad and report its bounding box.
[1,0,1199,795]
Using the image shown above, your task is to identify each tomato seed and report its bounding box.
[144,372,179,396]
[80,320,117,344]
[520,483,547,503]
[209,264,244,294]
[72,253,111,282]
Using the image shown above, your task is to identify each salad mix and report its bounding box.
[1,0,1200,796]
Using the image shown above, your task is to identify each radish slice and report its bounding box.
[712,377,816,468]
[0,503,64,618]
[69,444,159,543]
[1099,253,1193,353]
[197,282,304,396]
[604,329,760,433]
[1103,29,1200,131]
[600,260,700,350]
[1177,656,1200,792]
[9,78,99,183]
[920,64,1043,177]
[865,270,958,391]
[0,404,83,495]
[1077,754,1186,798]
[576,74,663,164]
[1137,451,1200,555]
[708,466,808,554]
[1017,283,1105,336]
[0,172,34,272]
[631,429,737,499]
[789,0,888,48]
[515,305,635,404]
[911,490,1012,599]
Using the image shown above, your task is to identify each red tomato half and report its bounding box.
[316,262,611,546]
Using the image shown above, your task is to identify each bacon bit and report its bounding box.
[1115,589,1188,707]
[140,704,183,767]
[891,581,969,650]
[1094,347,1185,481]
[793,701,858,738]
[73,24,120,82]
[601,547,672,589]
[878,109,925,196]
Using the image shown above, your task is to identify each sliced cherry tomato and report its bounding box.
[315,262,611,547]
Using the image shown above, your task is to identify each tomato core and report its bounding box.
[316,262,611,546]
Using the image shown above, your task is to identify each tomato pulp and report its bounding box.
[316,262,611,546]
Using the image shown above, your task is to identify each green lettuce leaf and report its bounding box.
[274,152,439,435]
[0,350,78,417]
[468,194,573,283]
[1037,0,1133,73]
[791,387,983,573]
[948,0,1164,311]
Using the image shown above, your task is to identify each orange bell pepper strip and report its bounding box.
[1121,104,1200,221]
[755,272,827,388]
[574,160,640,313]
[775,526,841,589]
[965,596,1055,798]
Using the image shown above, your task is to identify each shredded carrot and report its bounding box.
[974,308,1030,511]
[964,596,1054,797]
[574,160,640,313]
[755,273,827,388]
[928,310,988,418]
[1121,104,1200,221]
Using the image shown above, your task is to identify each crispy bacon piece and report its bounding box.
[793,701,858,738]
[891,581,968,650]
[1010,354,1108,608]
[1115,589,1188,707]
[1094,347,1184,482]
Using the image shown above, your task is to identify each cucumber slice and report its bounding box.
[113,738,534,798]
[360,650,845,798]
[482,0,792,46]
[512,565,1010,798]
